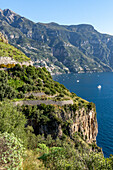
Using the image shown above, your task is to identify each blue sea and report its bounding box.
[52,72,113,158]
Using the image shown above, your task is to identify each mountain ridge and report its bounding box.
[0,9,113,73]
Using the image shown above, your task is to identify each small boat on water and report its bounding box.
[97,85,101,89]
[77,80,79,83]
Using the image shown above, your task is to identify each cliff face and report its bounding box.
[26,104,97,143]
[70,107,98,143]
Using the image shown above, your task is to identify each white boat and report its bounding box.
[97,85,101,89]
[77,80,79,83]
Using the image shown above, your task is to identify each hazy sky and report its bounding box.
[1,0,113,35]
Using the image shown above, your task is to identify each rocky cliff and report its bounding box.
[70,106,97,143]
[23,103,97,143]
[0,61,98,143]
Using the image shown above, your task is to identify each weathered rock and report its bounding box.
[70,108,98,143]
[0,32,8,44]
[23,103,97,143]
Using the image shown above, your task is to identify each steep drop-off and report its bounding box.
[22,103,97,143]
[0,62,97,144]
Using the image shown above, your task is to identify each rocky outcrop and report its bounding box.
[55,106,97,143]
[0,32,8,44]
[26,103,97,143]
[70,107,98,143]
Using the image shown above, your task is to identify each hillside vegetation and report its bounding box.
[0,65,68,99]
[0,64,87,107]
[0,65,112,170]
[0,33,113,169]
[0,65,113,169]
[0,32,30,62]
[0,101,113,170]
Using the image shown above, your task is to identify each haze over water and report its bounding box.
[53,72,113,158]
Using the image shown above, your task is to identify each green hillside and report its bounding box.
[1,64,113,169]
[1,10,113,169]
[0,32,30,62]
[0,64,85,105]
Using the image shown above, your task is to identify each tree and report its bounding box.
[0,101,27,141]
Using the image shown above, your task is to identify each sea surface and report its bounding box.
[52,72,113,158]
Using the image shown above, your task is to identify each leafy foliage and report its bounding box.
[0,65,71,101]
[0,63,15,68]
[0,70,18,100]
[0,98,113,169]
[37,138,113,170]
[0,41,30,62]
[0,132,25,169]
[0,102,26,140]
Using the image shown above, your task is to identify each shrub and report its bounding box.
[59,93,65,97]
[37,144,49,155]
[17,91,24,99]
[25,126,38,149]
[87,102,95,110]
[0,102,27,141]
[0,132,25,169]
[44,87,51,95]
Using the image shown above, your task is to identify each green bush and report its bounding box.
[0,102,27,141]
[44,87,51,95]
[37,144,49,155]
[0,65,77,100]
[0,132,25,169]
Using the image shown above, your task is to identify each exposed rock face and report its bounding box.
[1,9,113,74]
[55,106,98,143]
[0,32,8,44]
[70,107,98,143]
[27,104,97,143]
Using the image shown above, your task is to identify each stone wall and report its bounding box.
[13,99,74,106]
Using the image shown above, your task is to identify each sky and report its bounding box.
[1,0,113,35]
